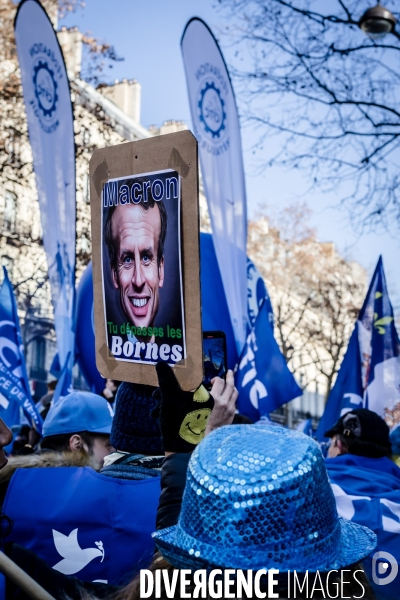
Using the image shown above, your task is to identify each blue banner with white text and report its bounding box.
[0,268,42,432]
[236,300,302,421]
[327,454,400,599]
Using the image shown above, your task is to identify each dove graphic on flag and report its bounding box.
[52,529,104,575]
[236,299,302,421]
[0,267,42,434]
[4,466,161,585]
[317,256,400,439]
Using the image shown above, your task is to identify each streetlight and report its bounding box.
[359,1,397,39]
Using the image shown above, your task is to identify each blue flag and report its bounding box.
[327,454,400,599]
[0,268,42,433]
[4,466,160,585]
[52,351,73,406]
[236,300,302,421]
[362,258,400,424]
[246,258,273,332]
[316,327,363,440]
[317,257,400,439]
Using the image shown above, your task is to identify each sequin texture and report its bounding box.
[153,424,376,572]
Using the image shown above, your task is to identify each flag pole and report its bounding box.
[0,551,55,600]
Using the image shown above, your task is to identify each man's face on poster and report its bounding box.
[110,203,164,330]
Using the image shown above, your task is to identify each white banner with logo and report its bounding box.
[181,18,248,352]
[15,0,76,371]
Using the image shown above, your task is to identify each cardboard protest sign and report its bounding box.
[90,131,203,390]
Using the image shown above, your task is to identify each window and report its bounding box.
[6,131,21,165]
[3,191,17,233]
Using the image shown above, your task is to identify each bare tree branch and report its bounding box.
[218,0,400,230]
[247,202,366,399]
[0,0,123,337]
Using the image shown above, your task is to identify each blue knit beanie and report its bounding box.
[110,382,163,455]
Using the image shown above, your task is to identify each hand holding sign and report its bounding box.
[155,362,214,453]
[90,132,203,390]
[205,370,238,437]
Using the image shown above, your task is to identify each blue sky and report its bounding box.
[62,0,400,311]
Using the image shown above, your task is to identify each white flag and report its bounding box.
[181,18,248,352]
[15,0,75,371]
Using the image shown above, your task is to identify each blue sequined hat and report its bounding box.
[153,424,376,571]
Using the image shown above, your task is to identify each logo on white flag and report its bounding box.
[33,61,58,117]
[29,43,62,133]
[194,63,230,156]
[198,81,226,139]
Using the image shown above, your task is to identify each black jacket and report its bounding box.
[156,453,191,530]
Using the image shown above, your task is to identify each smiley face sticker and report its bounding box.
[179,408,211,444]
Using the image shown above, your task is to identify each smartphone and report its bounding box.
[202,331,227,390]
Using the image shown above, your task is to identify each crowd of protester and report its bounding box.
[0,363,399,600]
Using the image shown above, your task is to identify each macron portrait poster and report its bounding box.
[101,169,186,367]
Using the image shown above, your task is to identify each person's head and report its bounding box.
[41,430,113,469]
[153,424,376,579]
[42,391,114,470]
[110,382,163,456]
[47,379,58,392]
[325,408,391,459]
[105,182,167,333]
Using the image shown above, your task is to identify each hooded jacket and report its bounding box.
[0,450,94,509]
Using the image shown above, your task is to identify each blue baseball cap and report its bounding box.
[43,391,113,438]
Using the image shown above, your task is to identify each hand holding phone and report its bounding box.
[205,369,238,437]
[203,331,227,390]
